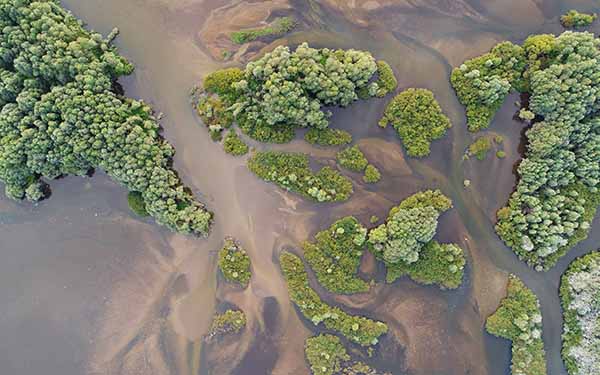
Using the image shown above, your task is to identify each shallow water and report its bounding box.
[1,0,600,374]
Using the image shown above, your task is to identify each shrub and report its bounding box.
[363,165,381,184]
[0,0,212,235]
[303,217,369,294]
[379,89,451,157]
[305,128,352,146]
[223,130,249,156]
[206,309,246,340]
[218,238,251,287]
[497,150,506,159]
[230,17,297,44]
[337,145,369,172]
[128,191,149,217]
[248,151,353,203]
[280,251,388,347]
[486,275,546,375]
[305,334,350,375]
[371,60,398,97]
[468,137,492,160]
[561,10,597,28]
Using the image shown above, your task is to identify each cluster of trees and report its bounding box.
[218,237,252,288]
[491,32,600,270]
[367,190,466,288]
[303,216,370,294]
[369,60,397,98]
[559,251,600,375]
[467,136,492,160]
[561,10,597,28]
[222,130,248,156]
[304,128,352,146]
[378,88,451,157]
[206,309,246,341]
[279,251,388,347]
[336,145,381,184]
[247,151,353,202]
[230,16,297,45]
[0,0,212,235]
[197,43,396,144]
[486,275,546,375]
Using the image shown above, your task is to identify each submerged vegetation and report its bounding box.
[248,151,353,202]
[280,251,388,347]
[368,190,466,288]
[0,0,212,235]
[305,128,352,146]
[561,10,597,28]
[486,275,546,375]
[452,31,600,270]
[559,251,600,375]
[206,309,247,340]
[379,89,451,157]
[303,216,369,294]
[197,43,397,143]
[218,238,251,288]
[230,17,297,45]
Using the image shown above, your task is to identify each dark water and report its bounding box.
[1,0,599,374]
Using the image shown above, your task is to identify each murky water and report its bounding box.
[1,0,599,374]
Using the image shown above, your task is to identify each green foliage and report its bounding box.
[248,151,353,202]
[203,68,244,99]
[230,17,297,45]
[304,217,369,294]
[207,309,246,340]
[369,215,379,224]
[379,89,451,157]
[198,43,379,143]
[223,130,249,156]
[305,128,352,146]
[218,238,251,287]
[337,145,369,172]
[279,251,388,347]
[497,150,507,159]
[305,334,350,375]
[561,10,597,28]
[451,42,527,131]
[363,165,381,184]
[493,32,600,270]
[25,181,46,202]
[0,0,212,235]
[486,275,546,375]
[468,137,492,160]
[371,60,397,98]
[559,251,600,375]
[127,191,149,217]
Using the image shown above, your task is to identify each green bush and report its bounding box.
[337,145,369,172]
[218,238,251,287]
[206,309,246,340]
[468,137,492,160]
[280,251,388,347]
[559,251,600,375]
[497,150,506,159]
[230,17,297,44]
[128,191,149,217]
[223,130,249,156]
[305,128,352,146]
[486,275,546,375]
[363,165,381,184]
[561,10,597,28]
[305,334,350,375]
[371,60,398,97]
[248,151,353,203]
[379,89,451,157]
[303,217,369,294]
[0,0,212,235]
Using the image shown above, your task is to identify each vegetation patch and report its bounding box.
[379,88,451,157]
[305,128,352,147]
[368,190,466,289]
[248,151,353,203]
[561,10,597,28]
[223,130,249,156]
[372,61,398,97]
[337,145,369,172]
[304,217,369,294]
[559,251,600,375]
[363,165,381,184]
[0,0,212,235]
[486,275,546,375]
[206,309,246,340]
[127,191,149,217]
[467,137,492,160]
[218,238,251,288]
[280,251,388,347]
[230,17,297,45]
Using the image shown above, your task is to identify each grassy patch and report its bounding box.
[468,136,492,160]
[230,17,297,44]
